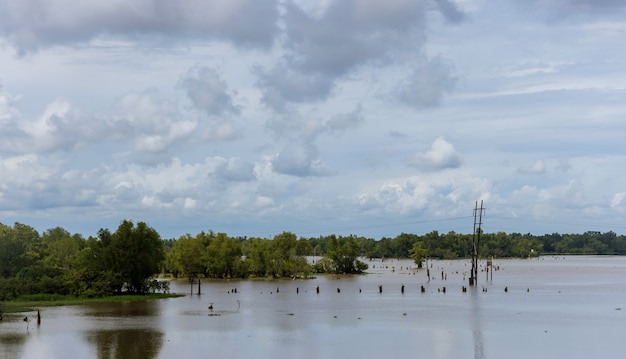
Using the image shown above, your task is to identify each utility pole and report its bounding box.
[469,200,485,286]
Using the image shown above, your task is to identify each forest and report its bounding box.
[1,219,625,301]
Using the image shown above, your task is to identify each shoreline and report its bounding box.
[1,293,184,314]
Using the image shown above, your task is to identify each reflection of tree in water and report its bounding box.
[470,289,485,359]
[0,332,28,357]
[87,300,159,318]
[87,328,163,359]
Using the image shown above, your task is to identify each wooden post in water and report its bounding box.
[470,200,485,286]
[197,278,201,295]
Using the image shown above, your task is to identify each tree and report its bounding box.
[42,227,84,271]
[244,237,272,277]
[170,233,208,277]
[0,223,24,278]
[409,241,428,268]
[271,231,298,277]
[205,233,244,278]
[103,220,165,293]
[325,235,367,274]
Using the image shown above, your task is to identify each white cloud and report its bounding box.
[517,160,546,175]
[1,0,626,238]
[611,192,625,208]
[408,137,461,171]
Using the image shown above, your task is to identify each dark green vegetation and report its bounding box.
[0,220,169,301]
[2,219,625,302]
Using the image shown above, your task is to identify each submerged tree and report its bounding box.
[100,220,164,293]
[409,241,428,268]
[325,235,368,274]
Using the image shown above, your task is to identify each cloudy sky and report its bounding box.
[1,0,625,239]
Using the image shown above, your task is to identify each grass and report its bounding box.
[1,293,185,313]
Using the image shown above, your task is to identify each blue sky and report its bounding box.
[1,0,625,239]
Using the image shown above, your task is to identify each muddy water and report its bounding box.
[1,256,625,358]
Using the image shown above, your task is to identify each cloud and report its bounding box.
[388,131,407,138]
[611,192,625,208]
[407,137,462,171]
[0,86,197,161]
[283,0,428,75]
[0,0,280,54]
[517,160,546,175]
[201,121,241,142]
[556,159,572,173]
[214,157,256,182]
[326,104,364,133]
[266,112,325,142]
[0,154,102,211]
[357,174,491,217]
[179,66,239,116]
[397,56,458,107]
[272,142,329,177]
[0,96,102,154]
[113,89,197,162]
[516,0,626,21]
[255,64,335,109]
[432,0,466,23]
[0,84,20,121]
[258,0,464,109]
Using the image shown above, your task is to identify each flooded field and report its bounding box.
[1,256,625,358]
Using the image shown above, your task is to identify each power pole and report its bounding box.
[470,200,485,286]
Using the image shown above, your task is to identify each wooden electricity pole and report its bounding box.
[470,200,485,286]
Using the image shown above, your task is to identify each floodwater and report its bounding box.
[1,256,626,359]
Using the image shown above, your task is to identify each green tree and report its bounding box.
[205,233,243,278]
[170,233,208,277]
[325,235,367,274]
[409,241,428,268]
[244,237,272,277]
[0,223,25,278]
[514,237,542,258]
[103,220,165,293]
[42,227,84,271]
[271,231,298,277]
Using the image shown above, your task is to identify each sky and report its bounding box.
[1,0,626,240]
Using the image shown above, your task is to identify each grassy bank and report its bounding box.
[2,293,184,313]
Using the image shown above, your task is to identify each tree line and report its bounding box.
[1,219,625,300]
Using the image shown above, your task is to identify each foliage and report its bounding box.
[2,218,626,300]
[105,220,165,293]
[409,241,428,268]
[325,235,368,274]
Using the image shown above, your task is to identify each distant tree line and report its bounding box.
[2,219,625,300]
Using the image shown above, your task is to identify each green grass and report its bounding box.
[2,293,184,313]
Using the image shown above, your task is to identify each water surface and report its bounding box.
[1,256,625,358]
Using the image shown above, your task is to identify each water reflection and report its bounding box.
[0,331,28,357]
[85,300,160,318]
[2,257,626,358]
[86,328,163,359]
[470,287,485,359]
